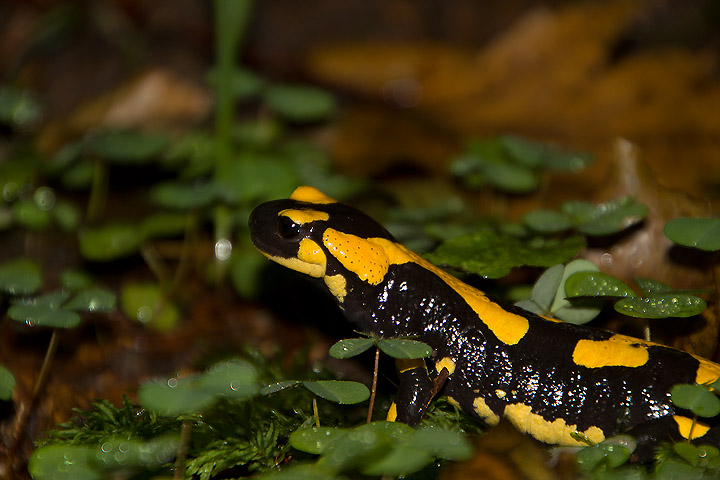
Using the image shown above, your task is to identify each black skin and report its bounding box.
[249,195,720,461]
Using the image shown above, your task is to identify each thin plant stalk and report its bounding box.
[6,329,61,472]
[86,159,108,223]
[366,346,380,423]
[212,0,253,283]
[174,419,193,479]
[312,396,320,428]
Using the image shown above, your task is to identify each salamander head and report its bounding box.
[248,186,396,283]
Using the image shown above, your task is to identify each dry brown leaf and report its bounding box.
[307,1,720,194]
[37,68,211,153]
[585,139,719,357]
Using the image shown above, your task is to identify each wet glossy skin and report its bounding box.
[249,186,720,459]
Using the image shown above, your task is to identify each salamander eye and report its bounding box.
[278,216,301,239]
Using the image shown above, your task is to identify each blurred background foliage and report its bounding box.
[1,0,720,478]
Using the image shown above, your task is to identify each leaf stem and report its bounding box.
[312,396,320,428]
[86,159,108,223]
[6,329,60,473]
[366,346,380,424]
[174,419,193,479]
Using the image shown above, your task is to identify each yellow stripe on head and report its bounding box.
[260,238,327,278]
[279,208,329,225]
[289,186,337,204]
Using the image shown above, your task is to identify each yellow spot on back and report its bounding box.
[446,396,461,409]
[323,229,390,285]
[324,274,347,302]
[279,208,329,224]
[369,238,529,345]
[504,403,605,446]
[321,231,530,345]
[572,335,649,368]
[674,415,710,440]
[473,397,500,426]
[693,354,720,385]
[436,357,456,375]
[396,358,426,373]
[289,186,336,204]
[386,402,398,422]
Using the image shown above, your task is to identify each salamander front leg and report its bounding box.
[387,358,435,425]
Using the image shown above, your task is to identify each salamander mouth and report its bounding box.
[248,199,295,259]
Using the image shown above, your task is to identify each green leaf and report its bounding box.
[482,162,538,193]
[551,259,603,325]
[0,258,42,295]
[377,339,433,359]
[22,291,70,309]
[634,277,672,295]
[8,304,80,329]
[615,293,706,319]
[85,130,168,163]
[665,217,720,252]
[316,424,390,472]
[329,338,375,359]
[425,229,584,279]
[137,377,215,416]
[150,181,221,210]
[671,384,720,418]
[52,201,82,231]
[576,443,631,471]
[408,427,474,460]
[530,264,565,312]
[565,271,636,298]
[93,434,179,469]
[264,85,336,122]
[260,380,300,396]
[563,197,648,236]
[0,365,15,400]
[28,445,100,480]
[257,464,339,480]
[361,445,431,476]
[140,212,188,238]
[302,380,370,404]
[523,209,574,234]
[46,141,84,176]
[500,135,593,171]
[673,442,701,466]
[498,135,545,168]
[514,299,545,316]
[120,282,179,331]
[60,269,93,291]
[656,460,706,480]
[223,153,297,205]
[197,359,259,399]
[0,86,42,129]
[289,427,348,454]
[60,160,94,190]
[206,67,265,100]
[13,200,52,229]
[64,288,116,312]
[79,224,144,261]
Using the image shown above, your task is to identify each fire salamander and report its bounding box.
[249,185,720,460]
